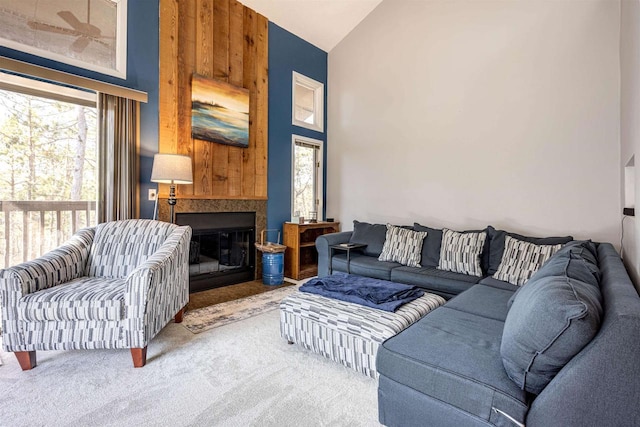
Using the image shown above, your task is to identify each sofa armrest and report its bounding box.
[316,231,353,277]
[125,225,192,348]
[0,227,94,298]
[0,228,94,352]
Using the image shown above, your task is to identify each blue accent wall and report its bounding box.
[0,1,159,219]
[268,23,328,234]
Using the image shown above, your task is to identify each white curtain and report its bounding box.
[97,93,138,222]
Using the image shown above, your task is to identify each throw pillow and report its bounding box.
[493,236,563,286]
[349,220,388,257]
[506,240,599,309]
[525,240,600,285]
[413,223,443,268]
[486,226,573,275]
[501,248,603,394]
[437,228,487,277]
[378,224,427,267]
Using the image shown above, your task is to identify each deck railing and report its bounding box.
[0,200,97,269]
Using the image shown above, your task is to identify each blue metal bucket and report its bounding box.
[262,252,284,285]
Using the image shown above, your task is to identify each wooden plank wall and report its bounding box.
[159,0,268,200]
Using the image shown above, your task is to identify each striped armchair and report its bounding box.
[0,219,192,370]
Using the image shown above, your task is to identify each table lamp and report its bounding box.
[150,153,193,223]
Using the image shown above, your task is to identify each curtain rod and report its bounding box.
[0,56,148,103]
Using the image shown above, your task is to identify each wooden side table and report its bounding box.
[283,221,340,280]
[329,243,367,274]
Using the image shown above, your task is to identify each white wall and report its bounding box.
[328,0,621,246]
[621,0,640,286]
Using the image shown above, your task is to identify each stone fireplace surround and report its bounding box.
[158,199,267,282]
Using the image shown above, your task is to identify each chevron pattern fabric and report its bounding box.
[280,291,445,378]
[494,236,563,286]
[378,224,428,267]
[438,229,487,277]
[0,219,191,355]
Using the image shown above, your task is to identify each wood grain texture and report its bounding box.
[242,7,257,197]
[194,0,214,195]
[195,0,214,78]
[177,0,196,196]
[254,14,268,198]
[158,0,179,198]
[210,0,231,196]
[159,0,268,200]
[227,0,244,197]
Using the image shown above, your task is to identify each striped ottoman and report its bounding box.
[280,290,445,378]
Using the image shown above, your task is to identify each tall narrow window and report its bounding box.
[292,135,323,220]
[292,71,324,133]
[0,86,98,268]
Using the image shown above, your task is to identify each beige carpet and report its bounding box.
[0,309,379,426]
[182,285,299,334]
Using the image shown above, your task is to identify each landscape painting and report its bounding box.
[191,75,250,148]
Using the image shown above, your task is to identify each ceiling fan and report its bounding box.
[27,0,114,53]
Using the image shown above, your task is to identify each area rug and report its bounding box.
[182,284,299,334]
[0,309,379,426]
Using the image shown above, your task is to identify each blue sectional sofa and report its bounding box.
[315,221,640,426]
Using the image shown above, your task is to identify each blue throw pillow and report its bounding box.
[349,220,388,257]
[413,223,443,267]
[501,247,603,394]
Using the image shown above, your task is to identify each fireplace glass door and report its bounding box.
[176,212,255,292]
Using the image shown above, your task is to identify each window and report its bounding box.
[292,71,324,132]
[292,135,323,221]
[0,79,98,268]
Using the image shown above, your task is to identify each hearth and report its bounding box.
[176,212,255,293]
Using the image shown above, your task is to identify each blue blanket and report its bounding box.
[299,274,424,312]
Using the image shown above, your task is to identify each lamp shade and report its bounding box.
[150,154,193,184]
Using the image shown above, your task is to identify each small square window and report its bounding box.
[292,71,324,132]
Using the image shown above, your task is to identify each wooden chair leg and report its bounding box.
[174,306,185,323]
[15,351,37,371]
[131,347,147,368]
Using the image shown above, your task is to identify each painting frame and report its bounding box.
[0,0,128,79]
[191,74,250,148]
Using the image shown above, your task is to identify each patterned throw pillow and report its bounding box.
[494,236,563,286]
[437,229,487,277]
[378,224,428,267]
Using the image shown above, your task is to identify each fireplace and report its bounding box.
[176,212,256,293]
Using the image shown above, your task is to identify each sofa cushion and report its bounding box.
[445,284,515,322]
[506,240,600,309]
[331,253,401,281]
[524,240,600,285]
[390,266,481,298]
[413,223,443,268]
[349,221,387,257]
[19,276,125,321]
[493,236,563,286]
[378,307,528,426]
[87,219,176,278]
[479,276,520,292]
[487,226,573,275]
[438,228,487,277]
[379,224,427,267]
[501,246,603,394]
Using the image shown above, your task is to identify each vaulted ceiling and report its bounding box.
[240,0,383,52]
